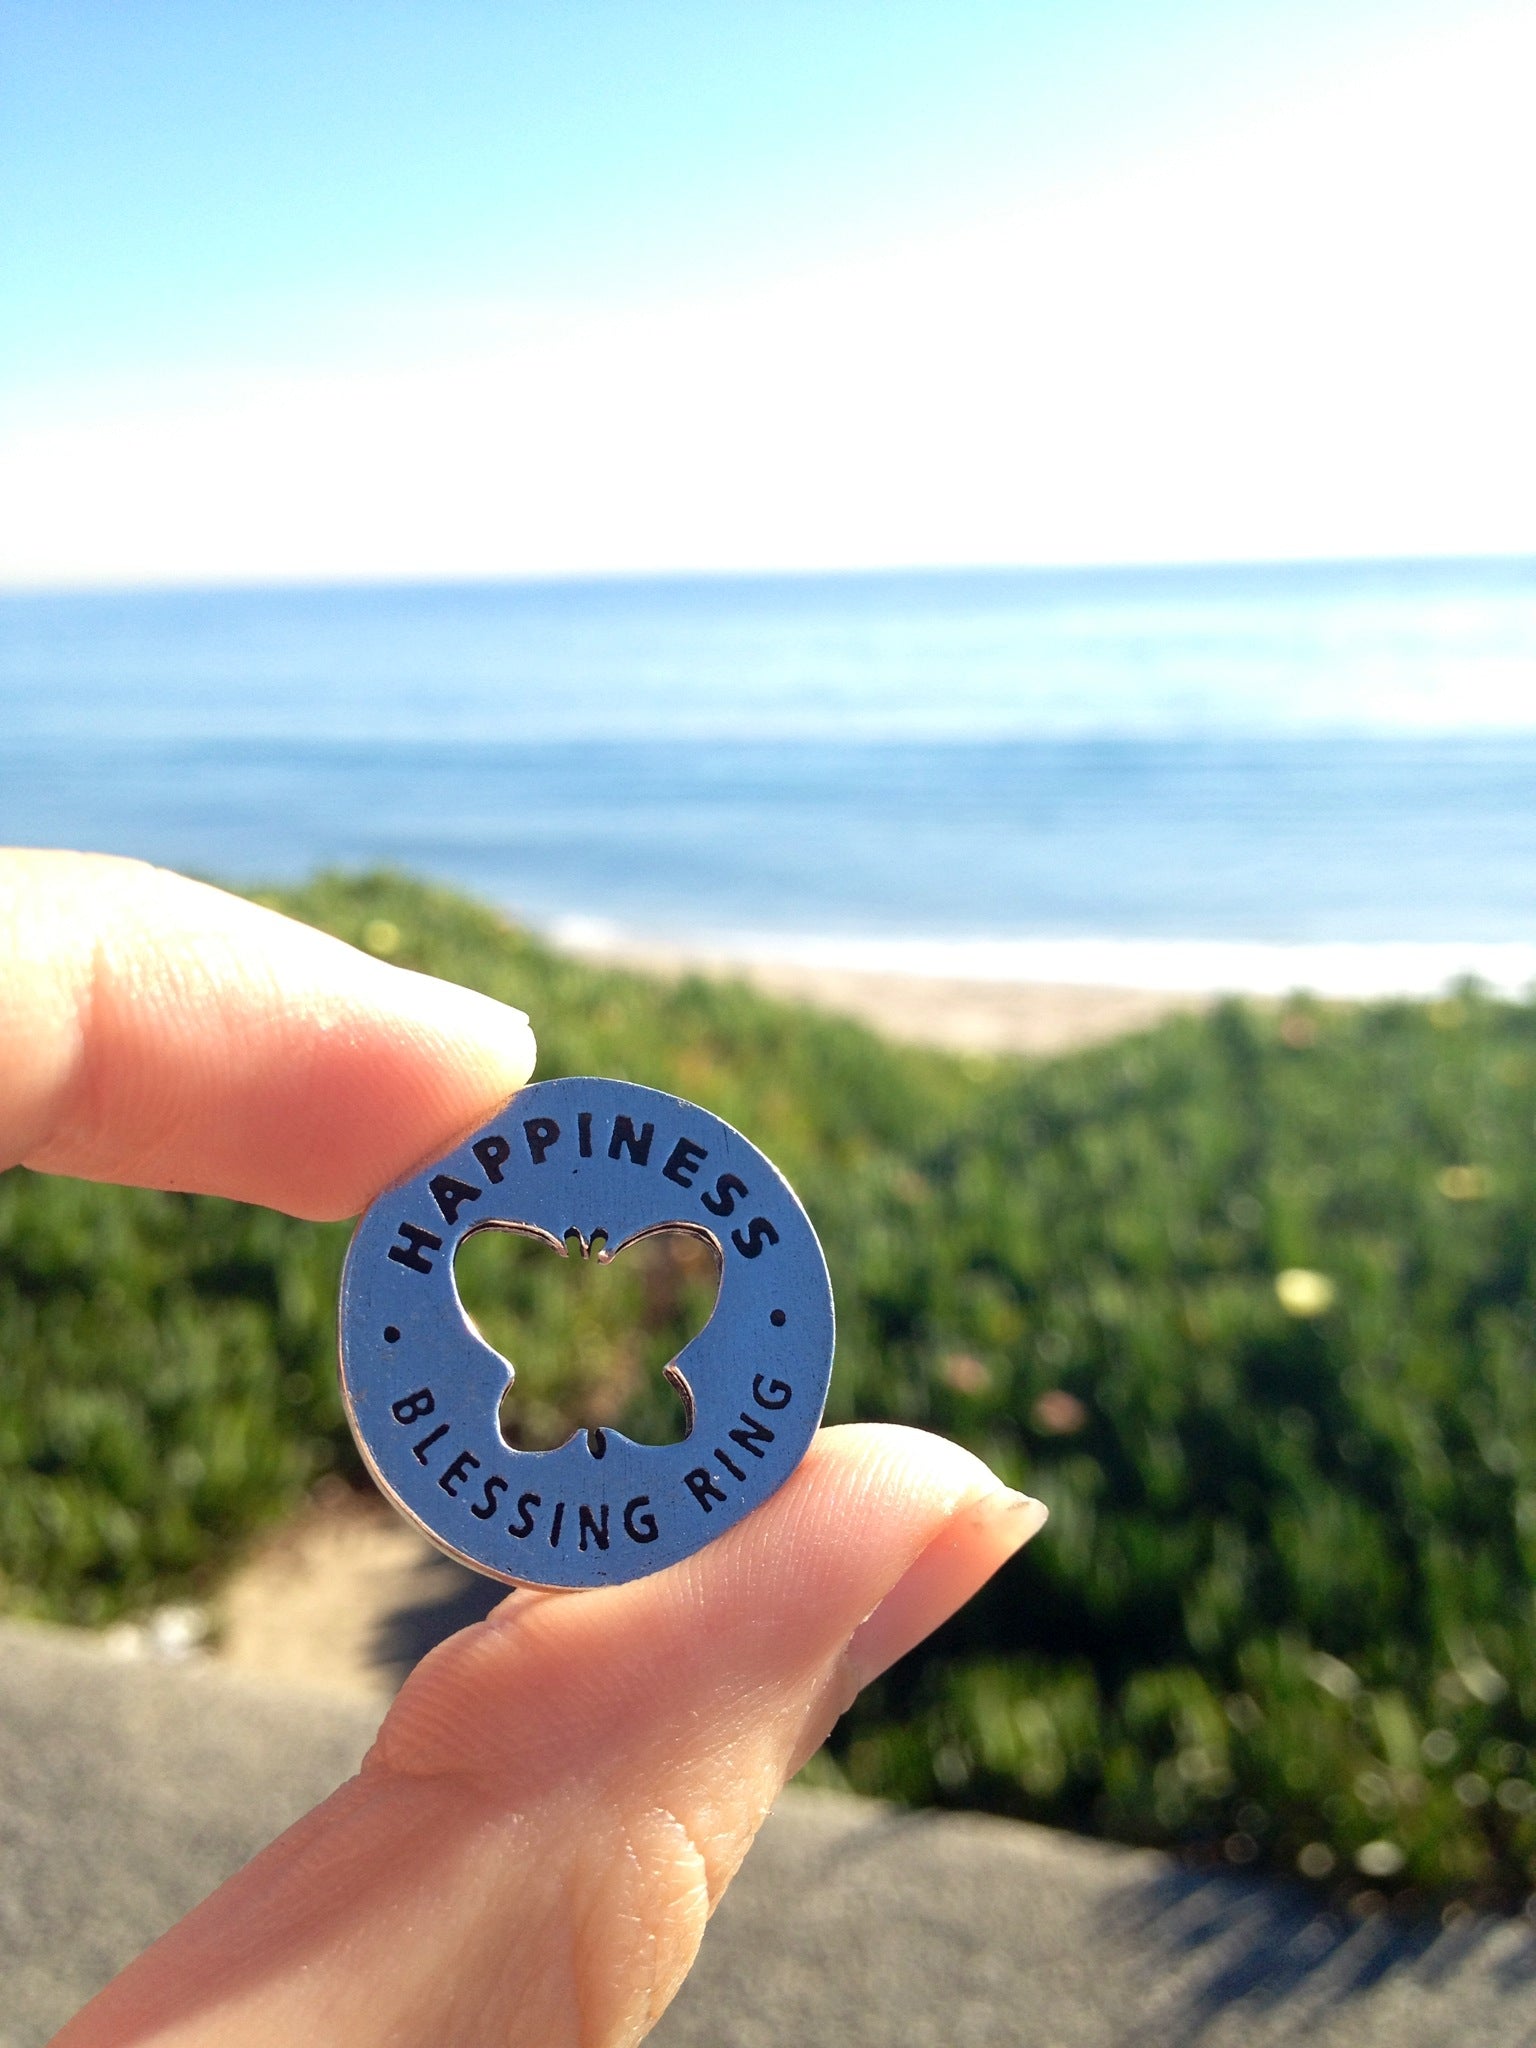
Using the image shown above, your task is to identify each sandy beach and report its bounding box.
[558,940,1212,1058]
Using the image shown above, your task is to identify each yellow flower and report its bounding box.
[362,918,401,957]
[1436,1165,1489,1201]
[1275,1268,1336,1317]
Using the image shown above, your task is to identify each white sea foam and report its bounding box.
[548,917,1536,1000]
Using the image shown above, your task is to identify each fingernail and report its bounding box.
[392,967,536,1061]
[845,1487,1047,1688]
[788,1487,1046,1775]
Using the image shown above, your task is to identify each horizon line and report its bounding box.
[3,550,1533,603]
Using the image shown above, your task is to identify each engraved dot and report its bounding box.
[383,1326,401,1343]
[770,1309,787,1328]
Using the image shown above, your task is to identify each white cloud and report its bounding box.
[3,9,1532,586]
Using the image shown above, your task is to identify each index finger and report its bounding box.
[0,849,538,1219]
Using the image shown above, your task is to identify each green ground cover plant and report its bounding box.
[4,870,1536,1907]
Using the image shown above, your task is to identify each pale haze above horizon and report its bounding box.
[2,0,1532,590]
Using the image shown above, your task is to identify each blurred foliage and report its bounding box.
[456,1224,715,1451]
[5,871,1536,1907]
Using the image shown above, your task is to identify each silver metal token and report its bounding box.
[339,1076,835,1589]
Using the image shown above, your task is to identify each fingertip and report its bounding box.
[2,852,542,1219]
[779,1421,1028,1545]
[843,1486,1046,1687]
[743,1424,1045,1688]
[298,956,538,1215]
[377,961,537,1098]
[373,1425,1033,1790]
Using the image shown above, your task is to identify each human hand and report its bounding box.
[3,851,1046,2048]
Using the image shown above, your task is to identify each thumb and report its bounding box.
[54,1425,1045,2048]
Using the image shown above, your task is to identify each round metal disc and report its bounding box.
[338,1076,835,1589]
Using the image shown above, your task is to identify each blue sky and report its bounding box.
[2,0,1531,584]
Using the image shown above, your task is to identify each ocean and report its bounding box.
[3,559,1535,995]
